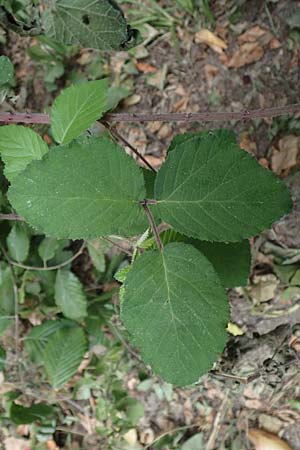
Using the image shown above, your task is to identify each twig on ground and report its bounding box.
[206,390,229,450]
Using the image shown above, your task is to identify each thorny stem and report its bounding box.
[141,199,163,252]
[0,103,299,125]
[102,121,157,173]
[0,241,86,271]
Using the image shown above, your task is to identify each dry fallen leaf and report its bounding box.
[142,154,165,170]
[238,25,267,44]
[135,62,157,73]
[146,64,168,90]
[204,64,219,88]
[195,28,227,54]
[4,438,30,450]
[228,42,264,68]
[248,429,292,450]
[47,441,60,450]
[123,94,141,107]
[269,37,281,49]
[123,428,137,445]
[158,123,172,139]
[127,127,148,154]
[271,135,300,175]
[239,131,257,154]
[248,274,279,304]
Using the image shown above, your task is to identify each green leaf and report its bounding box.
[43,326,87,387]
[6,223,30,262]
[190,239,251,288]
[51,79,109,144]
[121,242,229,386]
[10,402,53,425]
[0,266,15,314]
[0,308,13,335]
[107,86,130,111]
[25,319,76,363]
[87,239,110,272]
[0,125,48,180]
[42,0,140,50]
[0,55,14,85]
[180,433,204,450]
[9,137,147,239]
[55,269,87,321]
[141,229,251,288]
[155,130,292,242]
[0,345,6,371]
[38,237,69,264]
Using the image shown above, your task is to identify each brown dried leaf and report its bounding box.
[4,438,30,450]
[269,37,281,49]
[123,94,141,107]
[195,29,227,54]
[142,154,165,170]
[204,64,219,88]
[271,135,300,175]
[238,26,268,44]
[228,42,264,68]
[248,429,292,450]
[239,131,257,154]
[135,62,157,73]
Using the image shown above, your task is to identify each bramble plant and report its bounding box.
[0,77,292,386]
[0,1,295,392]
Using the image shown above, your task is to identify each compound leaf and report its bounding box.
[155,130,292,242]
[55,269,87,321]
[51,79,109,144]
[43,326,87,387]
[121,242,229,386]
[8,137,147,239]
[42,0,140,50]
[6,223,30,263]
[0,125,48,180]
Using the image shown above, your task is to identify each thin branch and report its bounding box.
[0,213,24,221]
[0,103,299,125]
[102,121,157,173]
[3,241,86,271]
[141,199,163,252]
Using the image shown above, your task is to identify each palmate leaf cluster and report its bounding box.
[0,78,292,387]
